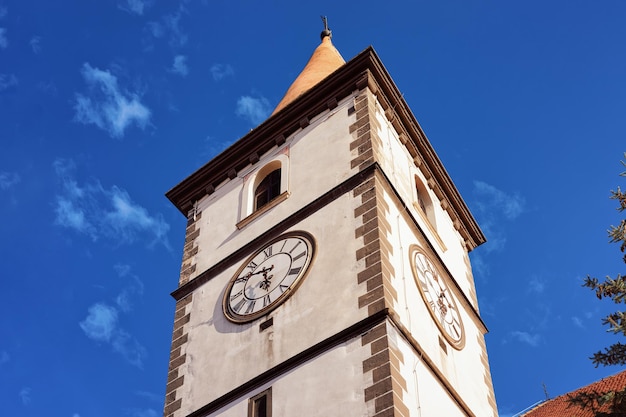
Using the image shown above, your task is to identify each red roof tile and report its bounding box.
[521,369,626,417]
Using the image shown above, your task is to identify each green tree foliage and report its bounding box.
[568,156,626,415]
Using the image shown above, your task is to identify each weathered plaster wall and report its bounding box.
[371,98,478,310]
[380,183,497,416]
[187,94,359,282]
[204,337,370,417]
[164,84,497,417]
[177,192,370,415]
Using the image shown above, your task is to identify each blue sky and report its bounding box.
[1,1,625,416]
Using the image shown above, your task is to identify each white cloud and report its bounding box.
[0,171,20,189]
[0,73,17,91]
[80,303,119,342]
[473,180,525,220]
[54,197,96,239]
[129,408,158,417]
[236,95,271,125]
[163,11,187,47]
[0,10,6,50]
[145,5,188,48]
[30,36,41,53]
[19,387,32,405]
[0,28,7,49]
[210,64,234,81]
[170,55,188,77]
[80,265,146,367]
[111,330,146,367]
[135,391,162,403]
[510,330,540,347]
[104,186,170,245]
[146,21,164,38]
[0,350,9,364]
[469,253,489,278]
[119,0,149,15]
[80,302,146,367]
[52,158,169,247]
[572,316,584,329]
[114,263,132,277]
[74,63,151,139]
[113,263,144,312]
[470,180,526,257]
[528,277,545,294]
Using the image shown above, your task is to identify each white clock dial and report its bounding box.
[409,245,464,349]
[223,231,315,323]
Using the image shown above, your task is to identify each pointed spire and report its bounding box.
[271,17,345,116]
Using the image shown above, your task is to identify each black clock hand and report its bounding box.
[238,265,275,281]
[260,269,275,290]
[252,265,274,276]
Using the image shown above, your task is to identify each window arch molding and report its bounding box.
[238,154,290,228]
[414,174,437,228]
[412,174,448,251]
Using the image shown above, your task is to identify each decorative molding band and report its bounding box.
[165,48,484,252]
[170,164,378,301]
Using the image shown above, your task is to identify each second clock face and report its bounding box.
[409,245,465,349]
[223,231,315,323]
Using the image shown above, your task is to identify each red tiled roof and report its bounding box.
[521,369,626,417]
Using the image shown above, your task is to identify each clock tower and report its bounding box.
[163,23,498,417]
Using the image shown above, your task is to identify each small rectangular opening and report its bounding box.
[259,317,273,331]
[249,387,272,417]
[439,336,448,354]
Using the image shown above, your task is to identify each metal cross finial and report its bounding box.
[320,16,332,40]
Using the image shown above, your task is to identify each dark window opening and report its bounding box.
[249,388,272,417]
[416,189,427,213]
[439,335,448,354]
[254,169,281,210]
[254,396,267,417]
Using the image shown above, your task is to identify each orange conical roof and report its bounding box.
[271,33,345,115]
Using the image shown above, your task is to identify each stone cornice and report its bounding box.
[166,47,485,250]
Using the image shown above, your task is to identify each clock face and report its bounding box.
[409,246,464,349]
[223,231,315,323]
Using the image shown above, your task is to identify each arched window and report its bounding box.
[254,168,281,210]
[237,154,290,229]
[415,175,436,227]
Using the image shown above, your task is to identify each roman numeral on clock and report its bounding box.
[289,240,302,254]
[288,266,302,276]
[292,251,306,262]
[245,300,256,314]
[233,298,246,313]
